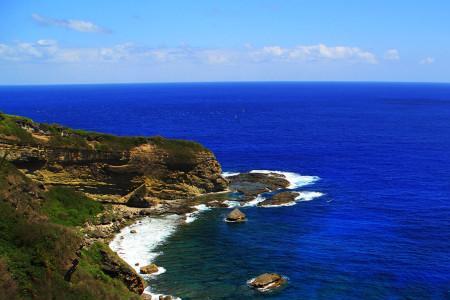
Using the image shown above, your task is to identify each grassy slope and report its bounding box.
[0,112,207,155]
[42,187,104,227]
[0,162,139,300]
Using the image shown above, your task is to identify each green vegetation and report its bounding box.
[0,113,35,144]
[0,112,147,151]
[71,243,140,300]
[0,201,139,299]
[0,162,140,299]
[42,187,103,227]
[48,134,90,149]
[0,200,82,298]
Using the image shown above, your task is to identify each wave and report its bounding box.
[223,200,241,208]
[143,289,182,300]
[243,194,266,207]
[295,191,324,201]
[222,171,240,177]
[185,204,211,223]
[249,170,319,189]
[109,214,180,275]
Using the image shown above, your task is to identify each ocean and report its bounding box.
[1,82,449,299]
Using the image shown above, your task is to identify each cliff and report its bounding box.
[0,112,228,299]
[0,112,227,205]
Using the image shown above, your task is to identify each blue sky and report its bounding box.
[0,0,449,84]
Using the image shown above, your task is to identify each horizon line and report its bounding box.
[1,80,450,87]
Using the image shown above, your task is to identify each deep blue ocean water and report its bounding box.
[1,82,450,299]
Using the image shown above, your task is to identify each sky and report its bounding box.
[0,0,449,84]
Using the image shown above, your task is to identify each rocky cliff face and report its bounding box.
[0,113,228,206]
[0,112,228,298]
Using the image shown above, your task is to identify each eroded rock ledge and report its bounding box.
[0,113,228,206]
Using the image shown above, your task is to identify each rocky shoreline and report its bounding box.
[103,170,320,298]
[0,113,323,299]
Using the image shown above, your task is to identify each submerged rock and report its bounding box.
[258,191,299,207]
[226,208,246,222]
[248,273,286,291]
[140,263,159,274]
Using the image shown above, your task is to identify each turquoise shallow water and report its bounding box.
[1,82,450,299]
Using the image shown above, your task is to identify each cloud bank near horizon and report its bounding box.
[0,40,382,65]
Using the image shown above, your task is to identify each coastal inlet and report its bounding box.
[109,170,325,299]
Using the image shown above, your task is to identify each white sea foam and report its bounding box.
[243,194,266,207]
[185,204,211,223]
[295,191,324,201]
[222,171,240,177]
[109,214,180,275]
[143,288,182,300]
[249,170,319,189]
[223,200,241,208]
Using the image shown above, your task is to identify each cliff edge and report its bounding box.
[0,112,227,206]
[0,112,228,299]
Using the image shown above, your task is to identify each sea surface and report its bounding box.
[1,82,450,300]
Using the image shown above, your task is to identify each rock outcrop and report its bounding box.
[0,113,228,205]
[140,263,159,274]
[227,172,289,201]
[248,273,286,291]
[99,248,145,294]
[258,191,299,207]
[226,208,247,222]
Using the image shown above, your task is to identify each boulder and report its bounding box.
[130,229,137,234]
[140,263,159,274]
[226,208,246,222]
[249,273,286,291]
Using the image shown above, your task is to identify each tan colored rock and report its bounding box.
[226,208,246,222]
[140,263,159,274]
[249,273,286,291]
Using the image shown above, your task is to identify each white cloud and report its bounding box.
[419,57,435,65]
[384,49,400,60]
[32,13,110,33]
[251,44,378,64]
[0,40,380,66]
